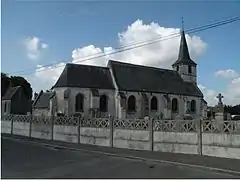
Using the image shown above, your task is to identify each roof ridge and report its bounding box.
[109,60,175,72]
[66,63,109,69]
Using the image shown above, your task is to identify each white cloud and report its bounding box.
[69,19,206,68]
[198,84,218,106]
[28,63,65,93]
[24,36,48,60]
[207,69,240,106]
[215,69,239,79]
[41,43,49,49]
[72,45,109,67]
[197,72,240,106]
[224,76,240,105]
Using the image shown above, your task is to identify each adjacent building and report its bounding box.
[32,90,56,116]
[1,86,31,115]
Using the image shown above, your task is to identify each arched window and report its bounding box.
[127,95,136,112]
[172,98,178,112]
[75,93,84,112]
[4,102,7,112]
[100,95,108,112]
[150,96,158,111]
[188,65,192,74]
[190,100,196,113]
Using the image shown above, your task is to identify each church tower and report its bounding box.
[172,30,197,84]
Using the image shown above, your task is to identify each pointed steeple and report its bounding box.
[172,28,197,67]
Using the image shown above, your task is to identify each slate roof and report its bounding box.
[202,99,208,105]
[172,30,197,67]
[52,63,115,89]
[108,60,203,97]
[2,86,21,100]
[33,91,55,109]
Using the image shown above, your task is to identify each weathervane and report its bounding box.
[181,17,184,31]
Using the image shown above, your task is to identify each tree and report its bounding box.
[224,104,240,115]
[1,73,11,96]
[10,76,33,99]
[232,104,240,115]
[1,72,33,99]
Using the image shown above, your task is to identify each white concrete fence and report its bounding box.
[1,114,240,159]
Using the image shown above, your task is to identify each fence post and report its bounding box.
[51,115,54,141]
[29,114,32,138]
[11,115,14,135]
[197,118,203,155]
[149,118,154,151]
[77,116,81,144]
[109,116,114,148]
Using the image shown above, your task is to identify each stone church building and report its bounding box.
[35,30,207,119]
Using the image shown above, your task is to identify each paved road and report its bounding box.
[1,137,239,178]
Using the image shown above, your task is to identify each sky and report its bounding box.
[1,1,240,106]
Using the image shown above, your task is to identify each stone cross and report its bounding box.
[216,93,224,105]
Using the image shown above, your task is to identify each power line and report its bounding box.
[11,16,240,75]
[9,16,240,76]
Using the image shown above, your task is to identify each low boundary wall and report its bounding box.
[1,115,240,160]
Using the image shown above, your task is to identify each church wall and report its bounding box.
[117,92,170,119]
[201,102,208,118]
[124,92,142,118]
[149,93,165,118]
[54,86,202,119]
[115,91,145,119]
[196,97,202,117]
[186,96,201,118]
[97,89,116,117]
[168,94,183,118]
[54,87,116,117]
[66,88,91,117]
[54,87,68,115]
[115,92,121,118]
[168,94,201,119]
[115,91,202,119]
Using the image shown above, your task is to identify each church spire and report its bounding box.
[172,19,197,67]
[178,30,191,61]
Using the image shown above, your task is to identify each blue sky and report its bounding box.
[1,1,240,105]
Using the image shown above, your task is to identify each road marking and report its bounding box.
[2,136,240,177]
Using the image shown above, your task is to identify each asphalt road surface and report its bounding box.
[1,137,239,179]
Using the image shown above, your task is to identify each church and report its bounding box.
[34,30,207,120]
